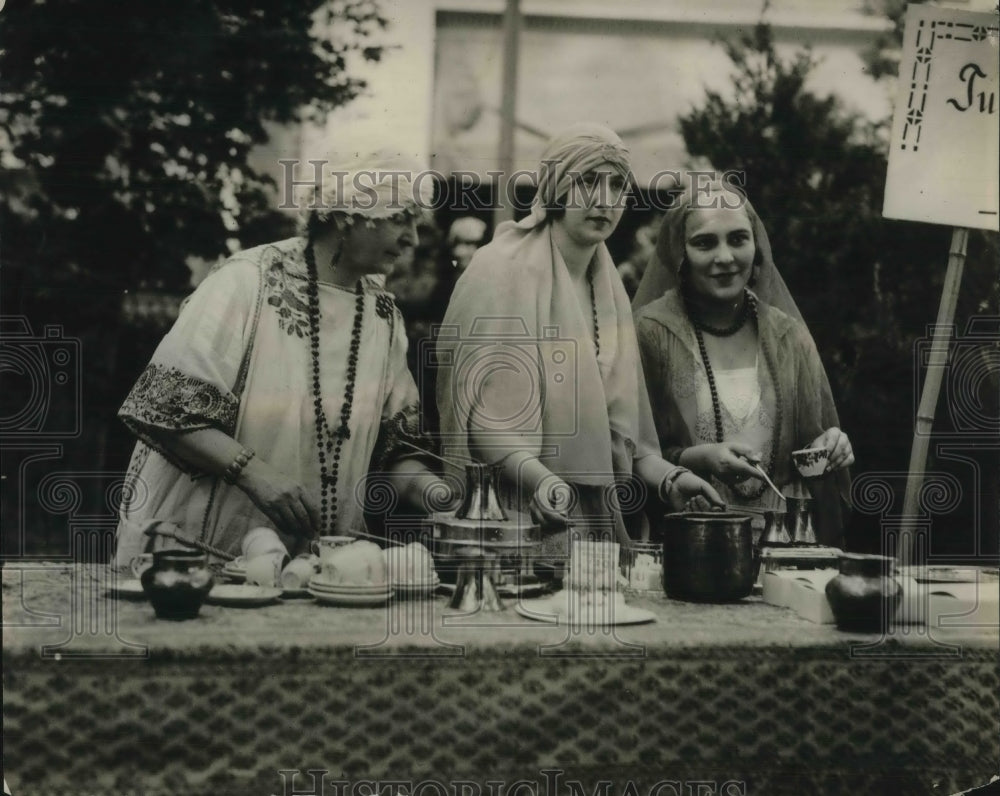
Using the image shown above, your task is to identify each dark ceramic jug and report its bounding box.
[825,553,901,633]
[140,549,214,620]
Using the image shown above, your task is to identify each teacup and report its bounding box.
[280,555,318,591]
[241,527,287,561]
[792,447,830,478]
[245,551,288,588]
[130,553,154,579]
[311,535,355,569]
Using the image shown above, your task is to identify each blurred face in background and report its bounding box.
[451,236,482,272]
[447,217,487,272]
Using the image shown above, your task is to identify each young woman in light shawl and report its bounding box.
[436,123,722,550]
[115,153,451,564]
[632,179,852,546]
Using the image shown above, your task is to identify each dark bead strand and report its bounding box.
[588,267,600,358]
[304,242,366,533]
[692,289,782,501]
[691,292,749,337]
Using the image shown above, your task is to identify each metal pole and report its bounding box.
[495,0,521,227]
[897,226,969,564]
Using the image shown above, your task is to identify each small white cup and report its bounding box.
[792,447,830,478]
[311,535,355,570]
[245,551,288,588]
[280,555,317,591]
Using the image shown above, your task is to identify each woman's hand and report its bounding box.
[665,471,725,512]
[808,427,854,472]
[680,442,764,486]
[529,476,572,531]
[237,458,320,538]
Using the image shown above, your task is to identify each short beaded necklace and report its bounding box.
[691,291,750,337]
[689,288,782,500]
[304,240,365,534]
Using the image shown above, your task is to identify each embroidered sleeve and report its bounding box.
[118,257,260,475]
[371,404,437,474]
[121,364,239,430]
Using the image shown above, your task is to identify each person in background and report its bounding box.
[114,153,451,564]
[436,123,722,554]
[403,215,492,437]
[447,216,487,273]
[632,179,852,546]
[617,216,659,300]
[425,216,490,321]
[389,220,447,435]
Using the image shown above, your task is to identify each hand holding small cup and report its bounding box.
[799,427,854,475]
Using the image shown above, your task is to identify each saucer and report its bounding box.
[308,586,394,607]
[280,586,314,598]
[206,584,282,607]
[514,593,656,627]
[309,578,391,594]
[221,559,247,582]
[897,566,997,584]
[391,576,441,599]
[106,579,147,599]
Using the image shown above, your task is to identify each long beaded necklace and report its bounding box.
[304,241,365,534]
[588,267,600,357]
[691,289,782,500]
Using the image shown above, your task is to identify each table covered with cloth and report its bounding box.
[2,562,997,796]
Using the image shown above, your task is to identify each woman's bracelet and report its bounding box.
[658,466,691,503]
[223,447,256,485]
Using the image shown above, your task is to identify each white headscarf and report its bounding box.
[298,149,434,229]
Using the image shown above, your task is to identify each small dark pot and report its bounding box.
[662,512,757,602]
[140,550,214,620]
[825,553,901,633]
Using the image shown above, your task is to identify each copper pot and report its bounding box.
[662,512,757,602]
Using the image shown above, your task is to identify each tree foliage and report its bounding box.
[1,0,388,309]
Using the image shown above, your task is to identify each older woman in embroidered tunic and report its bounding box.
[436,123,722,551]
[115,154,447,564]
[632,180,853,546]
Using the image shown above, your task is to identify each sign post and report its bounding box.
[882,5,999,563]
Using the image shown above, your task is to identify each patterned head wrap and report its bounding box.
[524,122,632,228]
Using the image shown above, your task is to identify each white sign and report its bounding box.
[883,5,999,231]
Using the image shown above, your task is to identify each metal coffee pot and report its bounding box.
[762,496,817,544]
[455,463,508,522]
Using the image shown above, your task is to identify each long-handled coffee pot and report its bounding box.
[761,496,817,544]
